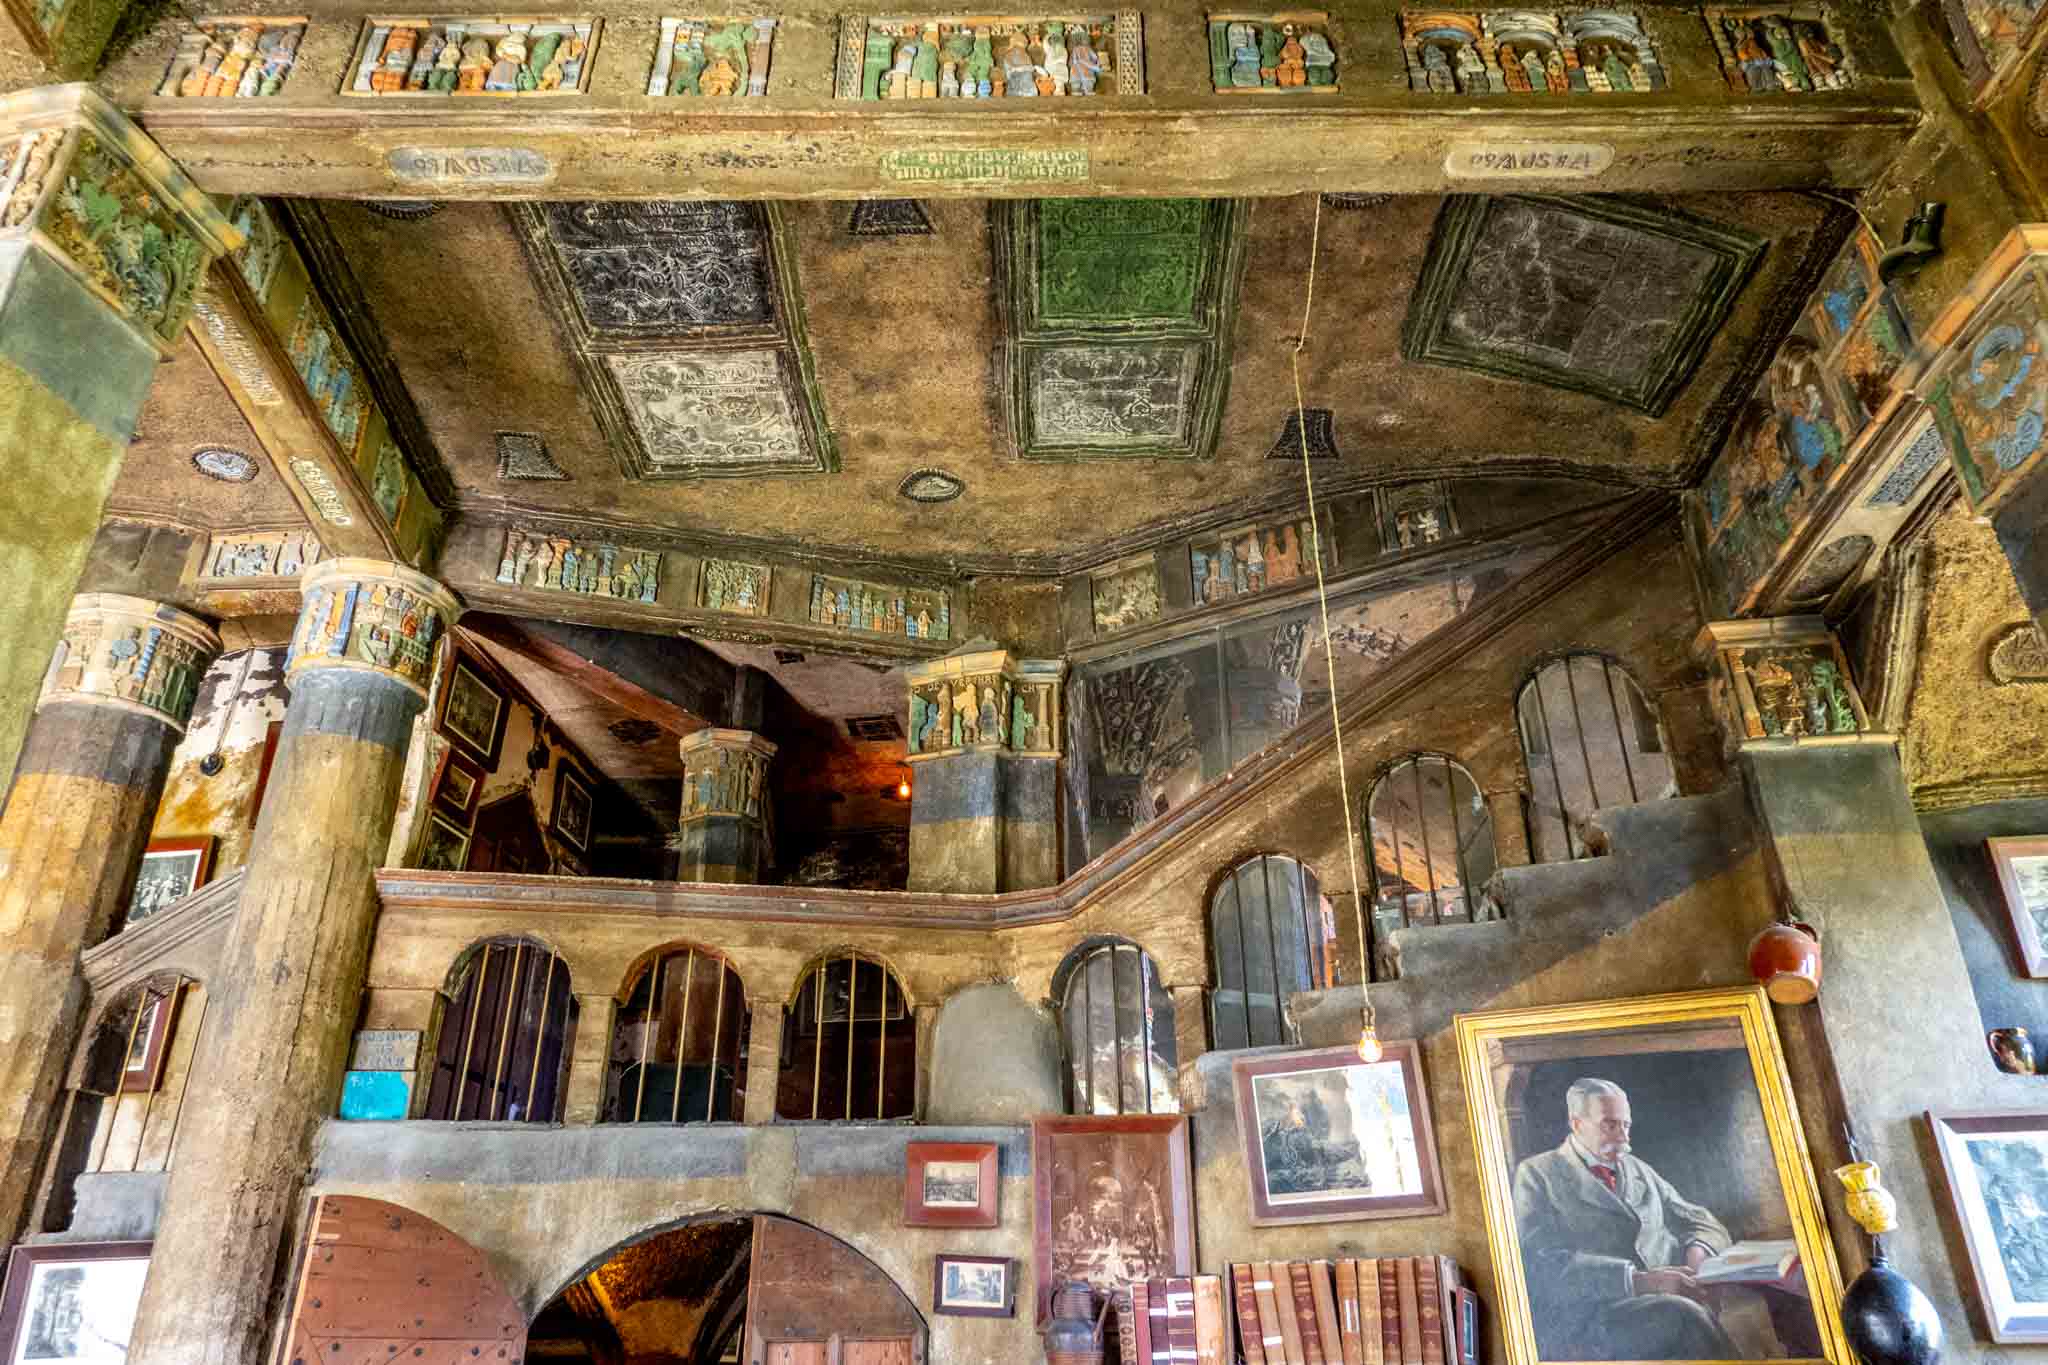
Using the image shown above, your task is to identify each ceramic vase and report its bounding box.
[1748,920,1823,1003]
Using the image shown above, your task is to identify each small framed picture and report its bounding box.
[552,764,593,853]
[126,836,215,928]
[436,751,484,816]
[0,1241,153,1364]
[932,1255,1013,1318]
[418,811,472,873]
[119,985,185,1094]
[905,1141,998,1228]
[1232,1041,1447,1226]
[439,655,507,766]
[1988,837,2048,976]
[1928,1109,2048,1341]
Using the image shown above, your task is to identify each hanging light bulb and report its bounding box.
[1357,1007,1383,1064]
[896,765,912,801]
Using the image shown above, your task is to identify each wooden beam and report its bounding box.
[460,613,716,738]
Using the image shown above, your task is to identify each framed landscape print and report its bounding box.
[417,811,473,872]
[551,764,594,853]
[438,655,507,766]
[120,984,185,1093]
[1456,987,1852,1365]
[1928,1109,2048,1341]
[932,1255,1013,1318]
[0,1242,152,1364]
[1232,1040,1447,1226]
[125,836,214,928]
[1031,1115,1194,1321]
[905,1141,999,1228]
[1989,837,2048,976]
[435,751,484,816]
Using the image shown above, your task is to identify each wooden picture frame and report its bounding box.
[1928,1109,2048,1342]
[905,1141,999,1228]
[439,654,508,767]
[1232,1040,1447,1226]
[436,750,485,816]
[1031,1115,1194,1321]
[551,763,594,852]
[126,835,215,928]
[0,1241,153,1364]
[1989,836,2048,977]
[1456,987,1852,1365]
[119,984,186,1094]
[932,1255,1014,1318]
[418,810,473,872]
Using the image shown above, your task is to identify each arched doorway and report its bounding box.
[530,1213,926,1364]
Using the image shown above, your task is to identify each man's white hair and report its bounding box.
[1565,1077,1628,1120]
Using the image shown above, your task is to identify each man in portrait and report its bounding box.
[1513,1077,1739,1360]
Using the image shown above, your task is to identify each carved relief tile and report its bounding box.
[1400,8,1665,92]
[1924,261,2048,513]
[198,529,326,580]
[605,349,813,474]
[542,201,775,335]
[157,18,306,98]
[1209,12,1338,91]
[1037,197,1205,325]
[649,16,779,94]
[1090,555,1161,633]
[809,574,950,640]
[837,12,1140,98]
[699,557,770,613]
[1027,343,1200,448]
[43,134,208,343]
[1705,6,1853,91]
[494,527,661,602]
[345,17,599,96]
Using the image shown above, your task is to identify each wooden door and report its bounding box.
[467,792,550,873]
[277,1195,525,1364]
[763,1345,828,1365]
[844,1341,916,1365]
[746,1216,924,1365]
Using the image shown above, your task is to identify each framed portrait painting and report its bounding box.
[905,1141,999,1228]
[552,764,593,853]
[0,1242,152,1365]
[417,811,472,872]
[1928,1109,2048,1341]
[1988,837,2048,976]
[932,1255,1013,1318]
[438,655,507,766]
[1031,1115,1193,1321]
[125,836,214,928]
[1456,987,1851,1365]
[1232,1041,1447,1226]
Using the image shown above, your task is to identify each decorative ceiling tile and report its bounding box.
[604,349,813,475]
[898,468,965,502]
[1265,408,1340,458]
[542,201,775,336]
[1027,343,1200,447]
[1036,198,1205,326]
[849,199,935,237]
[496,431,569,480]
[1401,195,1766,415]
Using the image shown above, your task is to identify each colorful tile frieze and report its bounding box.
[905,656,1062,755]
[290,574,448,690]
[287,290,370,458]
[649,17,779,94]
[1399,9,1665,92]
[1207,12,1338,91]
[157,18,306,97]
[371,438,407,522]
[1191,516,1321,605]
[43,134,206,343]
[347,17,599,94]
[47,603,217,728]
[679,738,772,818]
[1378,480,1458,554]
[200,529,326,580]
[808,574,950,640]
[495,528,662,603]
[1924,261,2048,513]
[699,557,770,614]
[1705,6,1853,91]
[837,12,1141,98]
[1700,623,1867,743]
[223,195,284,303]
[1090,556,1161,633]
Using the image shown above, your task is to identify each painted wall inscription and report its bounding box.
[878,148,1090,182]
[388,146,556,183]
[1444,142,1615,178]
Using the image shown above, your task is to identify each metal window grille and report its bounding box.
[777,951,915,1122]
[1366,753,1497,935]
[1516,652,1673,863]
[1058,941,1178,1115]
[605,945,750,1124]
[424,938,575,1122]
[1208,854,1326,1050]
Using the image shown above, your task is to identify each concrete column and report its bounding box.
[905,647,1066,893]
[128,559,457,1365]
[0,86,239,788]
[675,728,777,883]
[743,997,782,1124]
[1485,790,1531,869]
[1167,984,1207,1078]
[563,992,613,1124]
[912,1002,939,1120]
[0,594,218,1253]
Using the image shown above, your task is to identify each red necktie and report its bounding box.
[1591,1164,1619,1194]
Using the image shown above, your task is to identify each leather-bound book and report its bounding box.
[1395,1256,1423,1365]
[1377,1259,1401,1365]
[1334,1259,1364,1365]
[1311,1260,1344,1365]
[1290,1261,1326,1365]
[1166,1277,1197,1365]
[1417,1257,1444,1365]
[1267,1262,1305,1365]
[1134,1280,1154,1365]
[1231,1264,1269,1365]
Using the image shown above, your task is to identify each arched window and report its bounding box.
[1056,939,1177,1115]
[1516,652,1673,863]
[1208,853,1330,1050]
[1366,753,1497,932]
[423,937,575,1123]
[778,951,915,1121]
[604,944,749,1124]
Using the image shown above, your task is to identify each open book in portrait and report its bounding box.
[1694,1239,1807,1294]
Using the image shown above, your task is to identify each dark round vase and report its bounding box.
[1841,1252,1943,1365]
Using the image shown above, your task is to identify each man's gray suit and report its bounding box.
[1513,1140,1739,1360]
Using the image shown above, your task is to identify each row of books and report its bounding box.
[1229,1257,1478,1365]
[1109,1258,1479,1365]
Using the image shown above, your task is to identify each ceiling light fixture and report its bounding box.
[191,447,258,482]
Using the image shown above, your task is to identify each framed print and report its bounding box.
[119,984,185,1094]
[0,1241,152,1364]
[439,655,507,766]
[125,836,214,928]
[1031,1115,1194,1320]
[1232,1040,1447,1226]
[551,765,594,852]
[1928,1109,2048,1342]
[1456,987,1851,1365]
[932,1255,1014,1318]
[905,1141,999,1228]
[417,811,473,872]
[435,751,484,816]
[1989,837,2048,976]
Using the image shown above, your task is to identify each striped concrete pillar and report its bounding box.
[0,594,218,1254]
[675,728,777,883]
[128,558,457,1365]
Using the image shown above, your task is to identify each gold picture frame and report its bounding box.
[1455,986,1852,1365]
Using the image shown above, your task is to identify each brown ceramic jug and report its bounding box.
[1748,919,1822,1003]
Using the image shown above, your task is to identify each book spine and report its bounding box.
[1195,1274,1228,1365]
[1359,1259,1384,1365]
[1134,1280,1155,1365]
[1311,1259,1344,1365]
[1396,1256,1423,1365]
[1418,1257,1444,1365]
[1264,1262,1305,1365]
[1378,1260,1401,1365]
[1291,1261,1326,1365]
[1335,1259,1363,1365]
[1150,1278,1173,1365]
[1118,1286,1141,1365]
[1436,1255,1460,1365]
[1233,1264,1270,1365]
[1168,1276,1197,1365]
